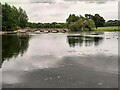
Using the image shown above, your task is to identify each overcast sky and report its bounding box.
[2,0,119,23]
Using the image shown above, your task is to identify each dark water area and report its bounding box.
[2,34,30,64]
[2,31,119,88]
[67,35,103,47]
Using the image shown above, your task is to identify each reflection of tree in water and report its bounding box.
[67,35,104,47]
[2,34,30,64]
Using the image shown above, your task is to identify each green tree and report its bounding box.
[2,3,14,30]
[27,22,37,28]
[84,19,95,30]
[104,20,120,26]
[44,23,51,28]
[67,14,95,31]
[92,14,105,28]
[85,14,105,28]
[69,18,95,31]
[36,23,44,28]
[2,3,28,31]
[85,14,93,19]
[66,14,79,24]
[18,7,28,28]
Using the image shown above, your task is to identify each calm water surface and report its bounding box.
[2,31,118,88]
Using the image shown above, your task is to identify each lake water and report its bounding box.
[2,31,119,88]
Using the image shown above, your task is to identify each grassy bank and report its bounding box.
[94,26,120,31]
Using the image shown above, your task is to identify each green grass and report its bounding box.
[94,26,120,31]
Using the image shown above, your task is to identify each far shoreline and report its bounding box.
[0,26,120,35]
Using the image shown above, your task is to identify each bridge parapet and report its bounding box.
[28,28,69,33]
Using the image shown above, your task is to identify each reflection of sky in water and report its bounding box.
[2,32,118,69]
[2,32,118,70]
[2,32,118,87]
[26,32,118,57]
[67,32,118,56]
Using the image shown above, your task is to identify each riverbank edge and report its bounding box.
[0,26,120,35]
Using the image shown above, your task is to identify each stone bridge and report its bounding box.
[29,28,69,33]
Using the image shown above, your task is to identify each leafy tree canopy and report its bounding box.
[2,3,28,31]
[105,20,120,26]
[66,14,96,31]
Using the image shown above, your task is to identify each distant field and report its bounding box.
[94,26,120,31]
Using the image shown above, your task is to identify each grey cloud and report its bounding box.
[63,0,118,4]
[29,0,56,3]
[2,0,118,4]
[2,0,56,4]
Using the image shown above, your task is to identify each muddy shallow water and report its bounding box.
[2,31,119,88]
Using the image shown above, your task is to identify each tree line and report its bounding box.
[104,20,120,27]
[27,22,67,28]
[1,3,120,31]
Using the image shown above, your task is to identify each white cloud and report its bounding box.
[1,0,119,22]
